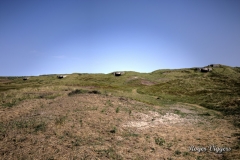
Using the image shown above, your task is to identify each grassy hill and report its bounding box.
[0,65,239,159]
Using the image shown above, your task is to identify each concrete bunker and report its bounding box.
[23,77,29,80]
[209,64,221,67]
[113,71,125,76]
[200,67,212,72]
[57,75,67,79]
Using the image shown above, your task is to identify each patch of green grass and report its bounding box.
[106,100,113,107]
[116,107,120,113]
[198,112,211,116]
[174,150,181,156]
[2,101,17,108]
[62,130,72,138]
[44,94,61,99]
[9,119,47,133]
[154,137,165,146]
[0,122,6,140]
[173,109,187,117]
[72,137,82,146]
[68,89,88,96]
[123,132,139,137]
[40,104,45,108]
[110,126,117,133]
[95,147,122,159]
[89,106,98,110]
[46,156,55,160]
[101,107,107,113]
[165,142,173,149]
[183,151,190,156]
[13,120,30,129]
[79,119,83,127]
[34,121,47,132]
[88,90,101,94]
[232,140,240,150]
[55,115,67,125]
[196,156,204,160]
[129,110,132,115]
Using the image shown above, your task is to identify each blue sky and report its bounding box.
[0,0,240,76]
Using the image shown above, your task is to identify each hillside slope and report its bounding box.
[0,65,239,159]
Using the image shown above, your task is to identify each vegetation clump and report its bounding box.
[68,89,101,96]
[68,89,88,96]
[155,137,165,146]
[88,90,101,94]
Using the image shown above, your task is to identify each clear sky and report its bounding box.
[0,0,240,76]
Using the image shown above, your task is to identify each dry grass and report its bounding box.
[0,88,239,160]
[0,66,239,159]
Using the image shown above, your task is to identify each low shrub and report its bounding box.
[155,137,165,146]
[68,89,87,96]
[88,90,101,94]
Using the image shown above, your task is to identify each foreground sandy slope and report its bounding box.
[0,88,239,160]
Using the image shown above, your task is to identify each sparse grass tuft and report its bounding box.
[9,118,47,133]
[129,110,132,115]
[199,112,211,116]
[95,147,122,159]
[72,137,82,146]
[183,152,189,156]
[106,100,113,107]
[2,101,17,108]
[174,150,181,156]
[110,126,117,133]
[68,89,87,96]
[155,137,165,146]
[123,131,139,137]
[79,119,83,127]
[55,115,67,125]
[101,107,107,113]
[116,107,120,113]
[34,121,47,132]
[88,90,101,94]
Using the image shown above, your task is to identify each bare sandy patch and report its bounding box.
[140,80,156,86]
[122,111,195,130]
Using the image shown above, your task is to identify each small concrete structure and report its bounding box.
[200,67,212,72]
[209,64,221,67]
[57,75,67,79]
[23,77,29,80]
[112,71,125,76]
